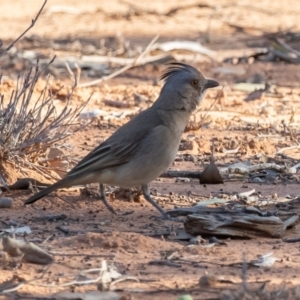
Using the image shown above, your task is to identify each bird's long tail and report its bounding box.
[24,178,72,205]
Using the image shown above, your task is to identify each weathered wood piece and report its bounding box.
[167,206,298,238]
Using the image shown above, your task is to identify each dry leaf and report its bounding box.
[199,158,224,184]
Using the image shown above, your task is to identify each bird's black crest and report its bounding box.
[160,62,196,82]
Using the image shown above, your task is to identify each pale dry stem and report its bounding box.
[0,59,91,180]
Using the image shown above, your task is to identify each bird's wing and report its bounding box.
[68,139,140,177]
[68,108,162,178]
[66,109,161,177]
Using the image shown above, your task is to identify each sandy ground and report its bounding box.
[1,0,300,299]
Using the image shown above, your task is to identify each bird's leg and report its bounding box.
[141,184,173,219]
[142,185,182,222]
[99,184,117,215]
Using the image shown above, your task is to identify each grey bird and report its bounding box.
[24,63,219,218]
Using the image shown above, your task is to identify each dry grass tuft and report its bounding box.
[0,59,90,183]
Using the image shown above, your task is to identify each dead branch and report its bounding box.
[184,213,298,238]
[0,0,47,57]
[148,260,182,268]
[120,1,274,18]
[269,48,300,64]
[165,2,211,16]
[78,35,160,88]
[103,99,132,108]
[48,251,115,258]
[40,53,172,69]
[166,206,299,238]
[275,38,300,57]
[276,144,300,154]
[282,237,300,243]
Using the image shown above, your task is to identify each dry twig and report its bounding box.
[78,35,159,88]
[0,0,47,57]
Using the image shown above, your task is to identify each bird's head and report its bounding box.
[156,62,219,112]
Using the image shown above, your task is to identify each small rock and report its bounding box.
[0,197,13,208]
[209,236,219,244]
[79,109,105,120]
[199,275,218,287]
[251,177,264,183]
[189,236,204,245]
[175,177,190,183]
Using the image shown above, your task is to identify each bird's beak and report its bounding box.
[204,79,219,89]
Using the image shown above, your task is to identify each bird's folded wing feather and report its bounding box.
[68,140,140,177]
[67,108,162,177]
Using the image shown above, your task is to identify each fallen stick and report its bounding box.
[148,260,182,268]
[282,237,300,243]
[275,38,300,57]
[0,0,47,57]
[39,53,173,69]
[276,144,300,154]
[103,99,132,108]
[269,48,300,64]
[78,35,161,88]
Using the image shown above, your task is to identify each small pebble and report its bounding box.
[209,236,219,244]
[0,197,13,208]
[176,177,190,182]
[251,177,264,183]
[97,282,110,291]
[199,275,218,287]
[189,236,204,245]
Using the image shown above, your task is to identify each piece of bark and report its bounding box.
[103,99,131,108]
[182,207,298,239]
[2,236,53,264]
[167,205,270,217]
[0,178,51,191]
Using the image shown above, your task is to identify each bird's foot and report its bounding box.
[97,193,134,216]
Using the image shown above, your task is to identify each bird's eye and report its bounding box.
[191,80,198,86]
